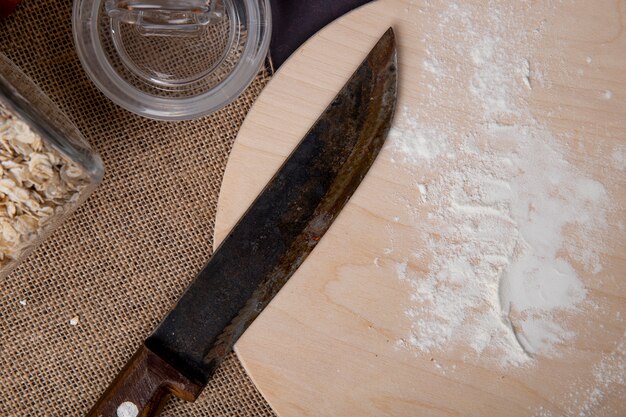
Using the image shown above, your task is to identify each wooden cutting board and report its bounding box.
[214,1,626,416]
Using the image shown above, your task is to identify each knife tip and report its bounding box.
[366,27,397,75]
[381,27,396,46]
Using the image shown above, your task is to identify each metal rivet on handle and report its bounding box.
[117,401,139,417]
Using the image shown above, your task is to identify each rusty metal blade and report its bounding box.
[146,28,398,385]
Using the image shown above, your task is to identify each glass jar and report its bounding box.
[72,0,271,120]
[0,53,104,278]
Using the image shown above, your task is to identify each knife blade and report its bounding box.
[87,28,397,417]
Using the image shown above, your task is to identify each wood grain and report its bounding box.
[86,345,202,417]
[215,1,626,416]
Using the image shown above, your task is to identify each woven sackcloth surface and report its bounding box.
[0,1,276,416]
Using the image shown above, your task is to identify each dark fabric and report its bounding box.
[0,0,21,20]
[269,0,374,68]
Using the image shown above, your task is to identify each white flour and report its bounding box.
[533,334,626,417]
[387,1,613,367]
[612,147,625,171]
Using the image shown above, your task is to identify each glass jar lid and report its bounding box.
[73,0,271,120]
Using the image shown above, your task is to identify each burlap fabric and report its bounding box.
[0,1,277,416]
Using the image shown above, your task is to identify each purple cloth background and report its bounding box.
[269,0,374,68]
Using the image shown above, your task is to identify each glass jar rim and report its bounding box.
[72,0,272,121]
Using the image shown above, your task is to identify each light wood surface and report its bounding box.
[214,1,626,416]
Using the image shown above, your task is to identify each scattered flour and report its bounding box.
[578,336,626,416]
[388,109,448,164]
[532,333,626,417]
[612,147,625,171]
[386,1,613,369]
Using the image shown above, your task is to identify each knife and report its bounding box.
[87,28,397,417]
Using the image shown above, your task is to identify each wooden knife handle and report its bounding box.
[86,345,203,417]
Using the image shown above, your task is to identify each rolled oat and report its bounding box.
[0,103,89,267]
